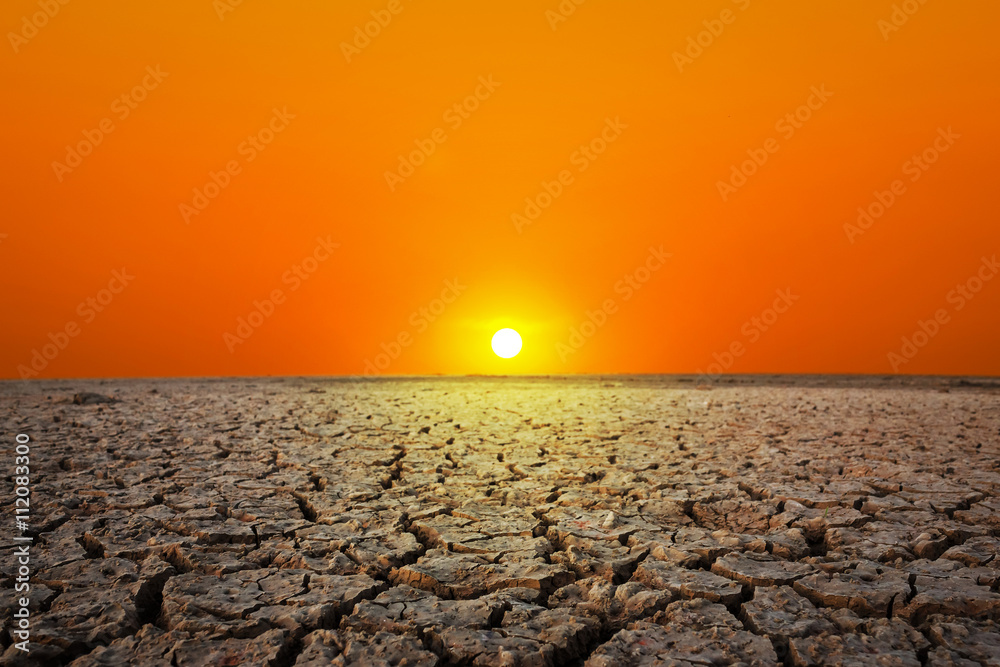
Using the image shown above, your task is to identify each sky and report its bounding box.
[2,0,999,379]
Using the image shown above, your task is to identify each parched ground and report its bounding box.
[2,375,1000,666]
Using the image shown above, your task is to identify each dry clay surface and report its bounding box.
[2,375,1000,666]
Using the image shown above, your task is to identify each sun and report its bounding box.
[491,328,522,358]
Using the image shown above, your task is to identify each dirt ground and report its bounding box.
[2,375,999,665]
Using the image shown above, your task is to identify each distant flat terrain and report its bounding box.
[2,375,999,665]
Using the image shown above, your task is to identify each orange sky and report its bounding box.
[2,0,999,379]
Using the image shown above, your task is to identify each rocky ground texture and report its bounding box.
[2,375,1000,666]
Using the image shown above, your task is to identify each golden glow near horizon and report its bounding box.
[491,328,523,359]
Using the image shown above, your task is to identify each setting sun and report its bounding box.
[491,328,522,359]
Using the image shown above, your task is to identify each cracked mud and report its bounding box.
[2,375,1000,666]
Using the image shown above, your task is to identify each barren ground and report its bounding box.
[2,375,1000,666]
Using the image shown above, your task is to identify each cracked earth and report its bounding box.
[2,375,1000,666]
